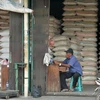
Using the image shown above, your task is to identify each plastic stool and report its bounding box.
[70,76,83,92]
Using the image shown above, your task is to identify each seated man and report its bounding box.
[54,48,83,92]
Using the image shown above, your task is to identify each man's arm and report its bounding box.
[60,63,70,68]
[54,60,70,68]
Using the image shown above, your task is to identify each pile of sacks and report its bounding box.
[62,0,98,84]
[0,30,9,60]
[48,16,61,39]
[52,35,70,62]
[80,38,97,85]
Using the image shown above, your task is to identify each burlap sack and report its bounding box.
[63,0,77,5]
[53,57,66,62]
[80,42,97,47]
[63,5,85,11]
[62,11,76,16]
[80,51,97,57]
[70,37,80,44]
[80,61,97,66]
[82,66,97,71]
[62,21,97,27]
[49,22,60,28]
[84,6,98,11]
[82,27,97,32]
[53,51,66,57]
[49,16,60,24]
[63,27,82,31]
[52,46,69,52]
[82,80,96,85]
[76,11,97,17]
[83,17,98,22]
[63,16,83,21]
[53,35,69,42]
[82,76,96,81]
[62,32,76,36]
[70,43,80,50]
[75,32,97,37]
[54,40,69,47]
[82,37,97,42]
[77,0,97,6]
[83,71,97,76]
[82,47,97,51]
[82,57,97,62]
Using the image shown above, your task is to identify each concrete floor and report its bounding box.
[7,96,96,100]
[0,85,99,100]
[46,85,98,96]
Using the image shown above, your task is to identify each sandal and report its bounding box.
[61,89,69,92]
[69,88,75,92]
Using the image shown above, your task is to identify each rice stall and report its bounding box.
[30,0,100,95]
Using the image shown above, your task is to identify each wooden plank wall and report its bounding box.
[31,0,49,94]
[9,12,23,90]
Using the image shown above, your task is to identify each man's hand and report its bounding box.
[53,60,60,65]
[54,60,70,68]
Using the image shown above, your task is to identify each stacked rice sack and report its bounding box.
[48,16,61,39]
[0,30,9,60]
[80,38,97,85]
[62,0,98,85]
[52,35,70,62]
[48,17,72,62]
[48,16,61,58]
[69,37,82,61]
[48,16,61,51]
[0,10,9,30]
[0,10,9,60]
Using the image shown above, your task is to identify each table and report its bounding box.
[46,64,66,92]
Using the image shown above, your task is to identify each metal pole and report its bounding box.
[15,64,18,90]
[24,0,29,97]
[31,14,35,93]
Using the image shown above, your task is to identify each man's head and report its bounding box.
[65,48,73,58]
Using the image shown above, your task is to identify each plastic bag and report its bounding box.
[43,53,52,66]
[32,85,42,98]
[0,0,33,13]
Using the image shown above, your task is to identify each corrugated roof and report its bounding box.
[0,0,33,13]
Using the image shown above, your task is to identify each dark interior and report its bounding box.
[50,0,64,34]
[50,0,64,20]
